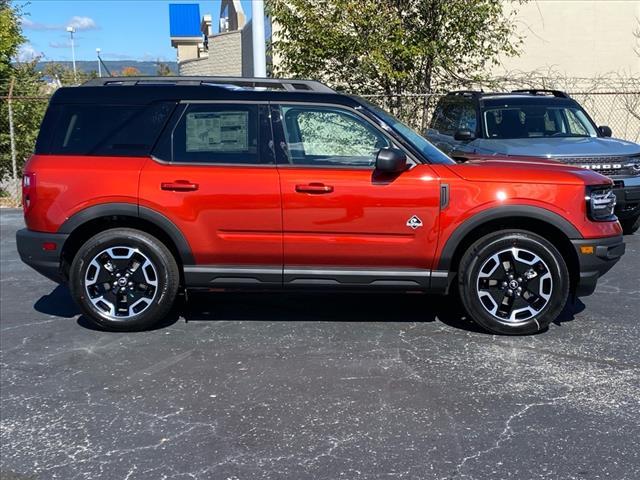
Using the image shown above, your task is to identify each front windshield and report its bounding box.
[359,100,455,164]
[484,104,598,139]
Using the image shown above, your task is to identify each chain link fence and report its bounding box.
[1,89,639,206]
[0,90,50,206]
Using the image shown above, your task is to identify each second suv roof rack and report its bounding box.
[82,76,336,93]
[446,90,483,97]
[511,89,569,98]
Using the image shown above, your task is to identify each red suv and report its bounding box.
[17,77,625,334]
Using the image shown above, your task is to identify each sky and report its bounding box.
[17,0,254,63]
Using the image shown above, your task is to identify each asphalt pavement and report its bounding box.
[1,208,639,480]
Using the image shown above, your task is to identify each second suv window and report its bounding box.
[280,105,390,167]
[431,99,477,135]
[483,104,597,139]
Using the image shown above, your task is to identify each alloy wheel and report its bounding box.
[476,247,553,323]
[84,246,158,320]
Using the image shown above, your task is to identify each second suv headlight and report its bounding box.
[586,186,617,221]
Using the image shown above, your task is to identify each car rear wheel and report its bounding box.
[69,228,180,331]
[620,215,639,235]
[458,230,569,335]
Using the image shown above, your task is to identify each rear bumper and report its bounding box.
[571,235,625,297]
[16,229,69,283]
[612,178,640,221]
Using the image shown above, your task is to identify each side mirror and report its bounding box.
[599,125,612,137]
[376,147,407,173]
[454,129,476,141]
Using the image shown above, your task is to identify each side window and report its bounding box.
[172,104,263,164]
[50,105,137,155]
[279,106,390,167]
[431,100,458,135]
[431,99,476,135]
[457,101,477,132]
[93,102,176,156]
[565,109,589,136]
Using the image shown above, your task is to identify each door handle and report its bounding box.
[161,180,199,192]
[295,183,334,194]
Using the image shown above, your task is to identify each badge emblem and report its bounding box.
[406,215,423,230]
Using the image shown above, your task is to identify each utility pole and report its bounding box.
[251,0,267,77]
[7,77,19,201]
[66,26,77,82]
[96,48,102,77]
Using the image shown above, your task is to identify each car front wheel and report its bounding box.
[458,230,569,335]
[69,228,180,331]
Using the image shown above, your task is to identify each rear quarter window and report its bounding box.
[43,102,175,156]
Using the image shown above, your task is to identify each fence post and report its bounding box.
[7,77,19,202]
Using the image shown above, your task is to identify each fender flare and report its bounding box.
[436,205,582,271]
[58,202,195,265]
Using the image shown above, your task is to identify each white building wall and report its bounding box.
[497,0,640,82]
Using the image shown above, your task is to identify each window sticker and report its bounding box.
[185,111,249,152]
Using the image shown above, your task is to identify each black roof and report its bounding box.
[51,76,354,106]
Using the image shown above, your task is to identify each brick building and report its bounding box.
[169,1,257,77]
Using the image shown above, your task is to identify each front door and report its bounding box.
[140,102,282,287]
[271,103,441,289]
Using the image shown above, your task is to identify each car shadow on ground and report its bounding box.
[34,284,586,335]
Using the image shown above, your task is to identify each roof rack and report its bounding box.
[82,76,335,93]
[511,89,569,98]
[446,90,483,97]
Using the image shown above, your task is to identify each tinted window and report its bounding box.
[431,98,476,135]
[280,105,390,167]
[172,104,263,164]
[48,102,174,156]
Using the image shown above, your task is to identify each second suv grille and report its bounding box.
[558,155,640,177]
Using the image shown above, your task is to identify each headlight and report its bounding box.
[626,155,640,175]
[586,186,617,221]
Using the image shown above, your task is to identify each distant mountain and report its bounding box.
[35,60,178,76]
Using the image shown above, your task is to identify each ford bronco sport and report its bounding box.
[426,89,640,234]
[17,77,625,335]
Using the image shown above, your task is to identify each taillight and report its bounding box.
[22,172,35,212]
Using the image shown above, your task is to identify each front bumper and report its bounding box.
[16,229,69,283]
[612,177,640,220]
[571,235,625,297]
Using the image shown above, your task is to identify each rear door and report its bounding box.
[271,103,441,289]
[139,101,282,287]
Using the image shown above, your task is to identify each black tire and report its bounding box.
[458,230,569,335]
[620,215,640,235]
[69,228,180,331]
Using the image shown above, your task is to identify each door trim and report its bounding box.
[184,265,282,287]
[184,265,451,292]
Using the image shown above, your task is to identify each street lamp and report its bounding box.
[96,48,102,77]
[66,26,77,82]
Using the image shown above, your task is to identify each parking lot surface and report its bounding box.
[1,208,639,479]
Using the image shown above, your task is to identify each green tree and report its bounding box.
[41,62,96,86]
[267,0,525,128]
[0,0,24,84]
[0,1,48,189]
[156,60,172,76]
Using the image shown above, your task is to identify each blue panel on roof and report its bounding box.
[169,4,201,37]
